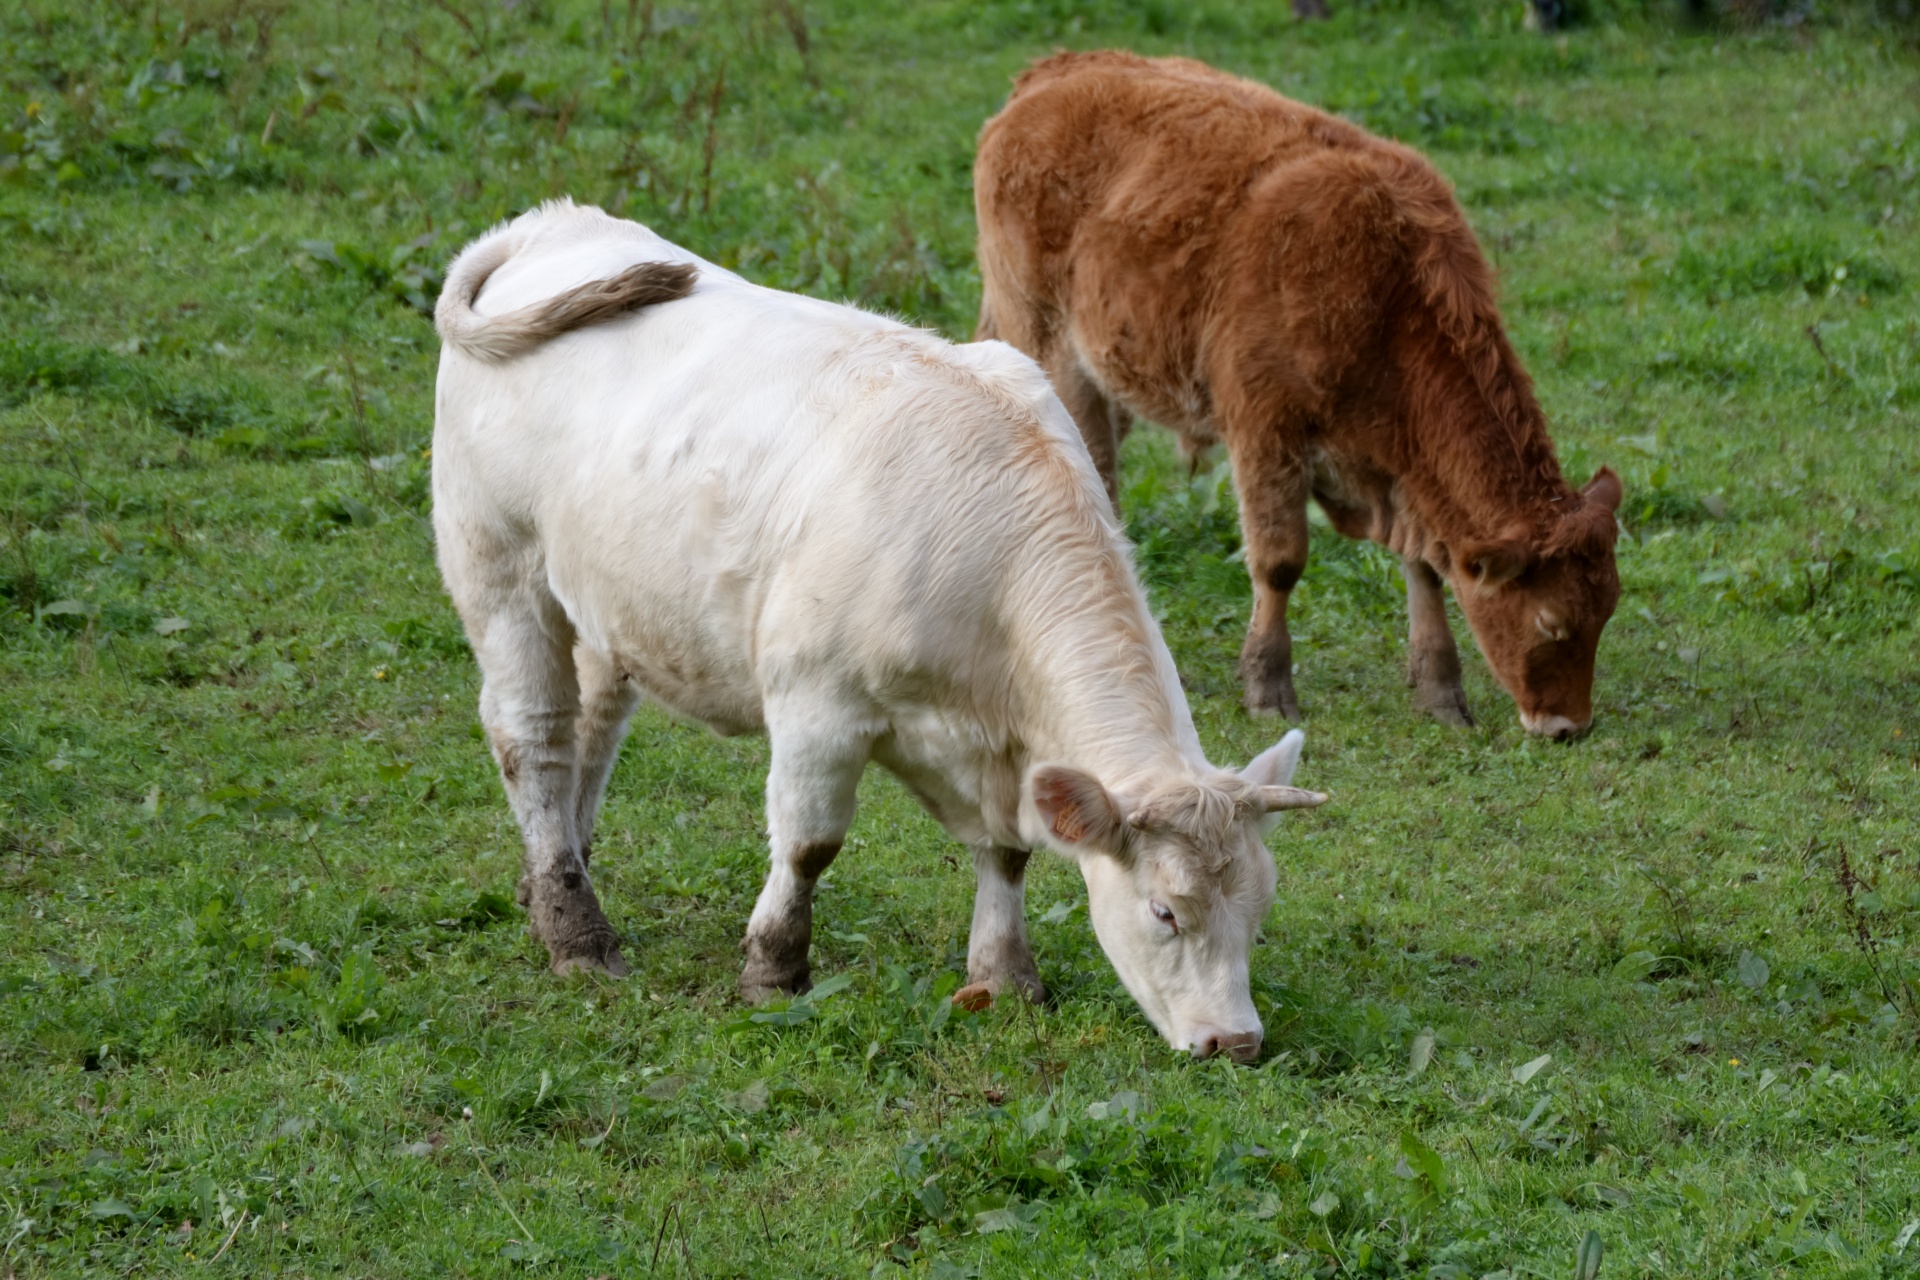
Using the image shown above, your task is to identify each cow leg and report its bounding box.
[571,644,644,864]
[1228,436,1310,719]
[739,705,872,1002]
[461,577,627,978]
[953,846,1046,1010]
[1403,557,1474,727]
[1043,349,1128,508]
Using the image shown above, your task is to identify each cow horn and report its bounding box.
[1257,786,1327,812]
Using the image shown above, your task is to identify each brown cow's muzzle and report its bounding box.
[1520,710,1591,740]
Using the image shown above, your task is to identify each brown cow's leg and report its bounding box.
[975,291,999,341]
[1043,349,1127,508]
[1228,436,1310,719]
[739,703,872,1002]
[1403,557,1474,727]
[953,846,1046,1011]
[571,644,645,865]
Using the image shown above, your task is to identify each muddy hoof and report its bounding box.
[524,871,627,980]
[552,945,630,978]
[1244,685,1301,720]
[738,944,810,1004]
[739,973,810,1004]
[954,971,1046,1010]
[1239,622,1299,718]
[1415,688,1475,728]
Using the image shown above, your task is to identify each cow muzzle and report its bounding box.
[1189,1027,1263,1064]
[1519,711,1590,741]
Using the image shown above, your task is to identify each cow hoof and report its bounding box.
[541,917,630,978]
[1244,689,1302,721]
[525,873,629,979]
[954,972,1046,1011]
[552,946,630,979]
[739,932,812,1003]
[1416,689,1475,728]
[738,964,810,1004]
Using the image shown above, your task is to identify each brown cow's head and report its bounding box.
[1449,468,1623,739]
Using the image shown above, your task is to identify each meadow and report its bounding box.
[2,0,1919,1275]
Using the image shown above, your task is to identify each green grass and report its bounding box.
[3,0,1919,1276]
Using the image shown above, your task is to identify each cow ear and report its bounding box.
[1029,765,1126,855]
[1459,539,1529,591]
[1584,466,1624,513]
[1239,729,1304,789]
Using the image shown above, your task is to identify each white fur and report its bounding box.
[433,201,1319,1053]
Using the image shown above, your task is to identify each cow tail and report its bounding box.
[435,239,698,363]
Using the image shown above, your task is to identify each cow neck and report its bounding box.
[1005,537,1207,793]
[1394,310,1575,553]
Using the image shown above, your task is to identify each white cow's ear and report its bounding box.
[1030,764,1126,855]
[1239,729,1304,788]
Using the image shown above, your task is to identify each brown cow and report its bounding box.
[974,51,1623,738]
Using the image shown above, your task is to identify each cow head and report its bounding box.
[1025,730,1324,1062]
[1450,468,1624,739]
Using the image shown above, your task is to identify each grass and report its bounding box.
[2,0,1919,1275]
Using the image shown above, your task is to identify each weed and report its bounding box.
[1835,843,1920,1039]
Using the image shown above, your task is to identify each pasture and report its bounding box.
[2,0,1918,1275]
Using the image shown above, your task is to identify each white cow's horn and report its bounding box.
[1257,786,1327,812]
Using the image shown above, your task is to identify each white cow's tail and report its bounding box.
[435,237,698,363]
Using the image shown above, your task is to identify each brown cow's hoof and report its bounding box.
[953,983,994,1012]
[1239,633,1298,719]
[1414,686,1475,728]
[1244,685,1302,721]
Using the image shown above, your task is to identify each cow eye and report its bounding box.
[1149,900,1178,932]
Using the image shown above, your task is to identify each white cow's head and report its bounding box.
[1026,730,1322,1063]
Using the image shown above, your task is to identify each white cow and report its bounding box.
[431,200,1326,1061]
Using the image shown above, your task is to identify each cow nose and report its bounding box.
[1190,1027,1262,1064]
[1520,712,1590,740]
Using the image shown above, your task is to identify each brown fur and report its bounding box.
[974,52,1623,733]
